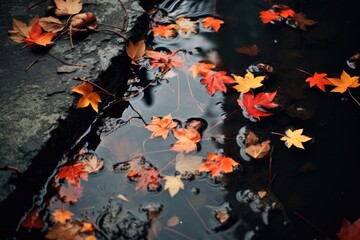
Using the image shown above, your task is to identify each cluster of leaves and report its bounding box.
[259,4,317,30]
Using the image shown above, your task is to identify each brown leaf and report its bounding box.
[257,190,267,199]
[8,16,39,43]
[289,13,317,31]
[245,140,271,159]
[126,39,146,64]
[54,0,83,17]
[39,16,65,33]
[167,216,180,227]
[83,154,104,173]
[235,45,260,56]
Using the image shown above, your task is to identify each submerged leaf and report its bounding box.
[175,152,203,175]
[52,209,74,224]
[163,175,184,197]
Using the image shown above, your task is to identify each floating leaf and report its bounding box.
[337,218,360,240]
[52,209,74,224]
[171,128,201,153]
[328,70,360,93]
[190,62,215,78]
[146,50,185,71]
[83,154,104,173]
[175,17,197,36]
[202,17,224,32]
[280,128,312,149]
[71,81,102,112]
[305,72,333,92]
[163,175,184,197]
[245,139,271,159]
[200,71,236,96]
[126,39,146,64]
[197,153,239,177]
[55,162,88,186]
[152,24,178,38]
[232,72,265,94]
[145,113,178,139]
[287,13,317,31]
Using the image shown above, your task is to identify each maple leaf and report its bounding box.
[152,24,178,38]
[46,220,95,240]
[279,128,312,149]
[200,71,236,96]
[21,208,44,229]
[279,8,295,18]
[52,209,74,224]
[171,128,201,153]
[146,50,185,71]
[126,39,146,64]
[55,162,88,186]
[8,16,39,43]
[198,153,239,177]
[232,72,266,94]
[235,45,260,56]
[23,23,55,47]
[54,0,83,17]
[337,218,360,240]
[39,16,65,33]
[163,175,184,197]
[58,184,83,204]
[202,17,224,32]
[328,70,360,93]
[245,140,271,159]
[145,113,178,139]
[288,13,317,31]
[175,152,203,175]
[189,62,215,78]
[81,222,94,233]
[83,154,104,173]
[259,10,280,24]
[175,17,198,36]
[237,91,278,121]
[71,81,102,112]
[305,72,333,92]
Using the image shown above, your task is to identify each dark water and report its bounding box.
[16,0,360,239]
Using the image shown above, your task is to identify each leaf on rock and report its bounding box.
[8,16,39,43]
[39,16,65,33]
[235,45,260,56]
[21,208,44,229]
[163,175,184,197]
[171,128,201,153]
[152,24,178,38]
[58,184,83,204]
[189,62,215,78]
[280,128,312,149]
[71,81,102,112]
[305,72,333,92]
[145,113,178,139]
[126,39,146,64]
[23,23,55,47]
[200,71,236,96]
[337,218,360,240]
[202,17,224,32]
[52,209,74,224]
[55,162,88,186]
[245,140,271,159]
[237,91,278,121]
[83,154,104,173]
[232,72,265,94]
[54,0,83,17]
[197,153,239,177]
[328,70,360,93]
[175,152,203,175]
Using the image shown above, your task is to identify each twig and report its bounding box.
[118,0,129,31]
[25,58,47,71]
[47,52,86,67]
[69,26,74,48]
[0,166,22,174]
[293,212,330,239]
[164,227,194,240]
[28,0,46,11]
[267,156,273,189]
[73,77,115,97]
[186,198,211,233]
[85,216,110,240]
[96,22,124,30]
[348,89,360,106]
[92,29,129,41]
[129,103,147,125]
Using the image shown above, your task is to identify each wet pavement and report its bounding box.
[0,0,145,237]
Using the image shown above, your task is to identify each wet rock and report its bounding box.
[57,65,80,73]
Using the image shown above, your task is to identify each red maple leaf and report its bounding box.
[152,24,178,38]
[55,162,88,186]
[259,10,280,24]
[337,218,360,240]
[202,17,224,32]
[237,91,278,121]
[146,50,185,71]
[21,208,44,229]
[200,71,236,96]
[23,22,55,47]
[305,72,333,92]
[197,153,239,177]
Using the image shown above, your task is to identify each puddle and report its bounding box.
[15,0,360,239]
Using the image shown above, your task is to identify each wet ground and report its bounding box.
[2,0,360,239]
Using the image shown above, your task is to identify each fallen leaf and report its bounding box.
[135,167,161,191]
[52,209,74,224]
[235,45,260,56]
[328,70,360,93]
[71,81,102,112]
[21,208,44,229]
[8,16,39,43]
[83,154,104,173]
[197,153,239,177]
[258,191,267,198]
[202,17,224,32]
[175,17,197,36]
[259,10,280,24]
[337,218,360,240]
[152,24,178,38]
[55,162,88,186]
[117,194,129,202]
[145,113,178,139]
[245,140,271,159]
[58,184,83,204]
[288,13,317,31]
[175,152,203,175]
[305,72,333,92]
[54,0,83,17]
[163,175,184,197]
[39,16,65,33]
[167,215,180,227]
[46,220,95,240]
[126,39,146,64]
[23,23,55,47]
[200,71,236,96]
[171,128,201,153]
[146,50,185,71]
[189,62,215,78]
[80,222,94,233]
[232,72,266,94]
[280,128,312,149]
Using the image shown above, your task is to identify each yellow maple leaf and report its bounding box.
[328,70,360,93]
[175,17,198,36]
[145,113,178,139]
[232,72,265,93]
[280,129,312,149]
[52,209,74,224]
[71,82,102,112]
[163,175,184,197]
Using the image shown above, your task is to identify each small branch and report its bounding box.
[47,52,86,67]
[129,103,147,125]
[92,29,129,41]
[25,58,47,71]
[186,198,211,233]
[85,216,110,240]
[73,77,115,98]
[118,0,129,31]
[348,89,360,106]
[296,68,313,77]
[96,22,124,30]
[164,227,194,240]
[267,156,273,189]
[0,166,22,174]
[271,131,286,137]
[28,0,46,11]
[69,26,74,48]
[293,212,330,239]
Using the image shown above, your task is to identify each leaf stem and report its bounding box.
[47,52,86,67]
[0,166,22,174]
[96,22,124,30]
[28,0,46,10]
[271,131,286,137]
[73,77,116,98]
[93,29,129,41]
[25,58,47,71]
[296,68,313,77]
[118,0,129,31]
[129,103,147,125]
[186,198,211,233]
[164,227,194,240]
[348,89,360,106]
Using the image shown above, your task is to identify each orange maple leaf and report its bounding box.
[171,128,201,153]
[146,50,185,71]
[52,209,74,224]
[189,62,215,78]
[305,72,333,92]
[71,81,102,112]
[55,162,88,186]
[328,70,360,93]
[126,39,145,64]
[202,17,224,32]
[152,24,178,38]
[337,218,360,240]
[259,10,280,24]
[197,153,239,177]
[200,71,236,96]
[145,113,178,139]
[279,8,295,18]
[23,22,55,47]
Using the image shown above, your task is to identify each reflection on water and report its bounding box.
[17,0,360,239]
